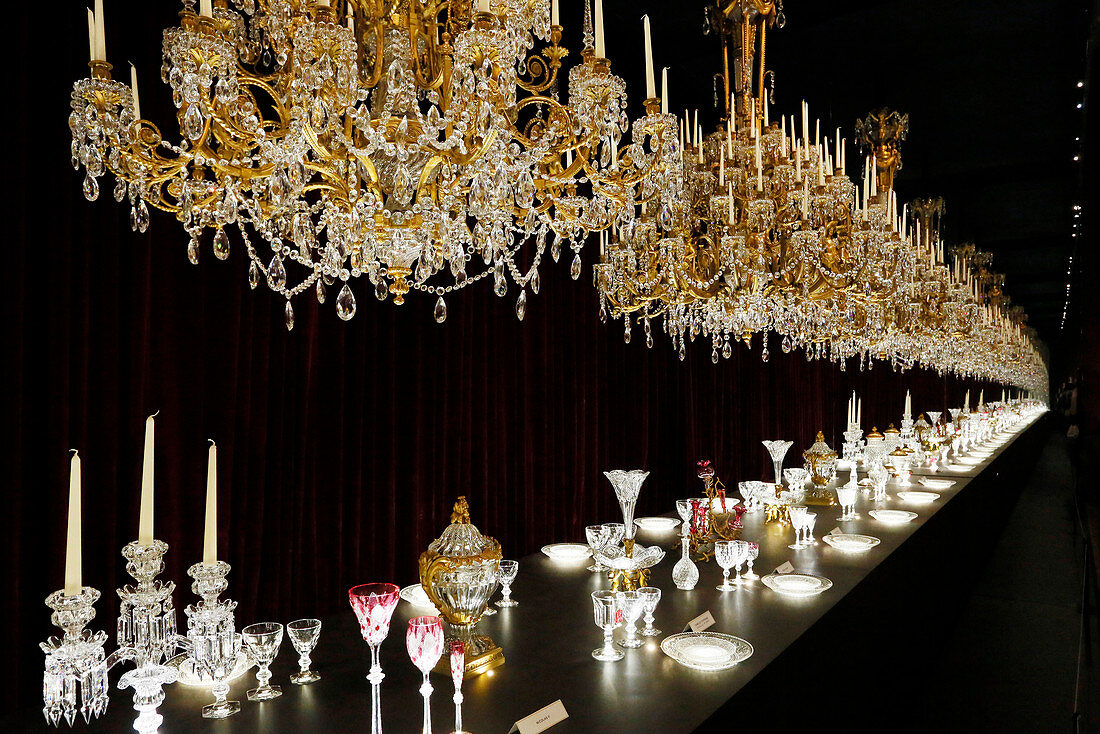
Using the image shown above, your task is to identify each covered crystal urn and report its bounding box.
[418,497,504,676]
[803,431,838,488]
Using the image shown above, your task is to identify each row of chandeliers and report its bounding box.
[67,0,1045,393]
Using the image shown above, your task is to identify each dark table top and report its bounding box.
[15,417,1042,733]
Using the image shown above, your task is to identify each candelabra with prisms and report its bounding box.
[183,560,243,719]
[841,423,864,466]
[42,538,185,734]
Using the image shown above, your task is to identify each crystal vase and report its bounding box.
[762,440,793,486]
[604,470,649,541]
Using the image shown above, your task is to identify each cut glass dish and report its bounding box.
[760,573,833,597]
[918,478,956,490]
[896,491,939,504]
[660,632,754,671]
[634,517,681,532]
[821,533,881,552]
[540,544,591,562]
[869,509,918,524]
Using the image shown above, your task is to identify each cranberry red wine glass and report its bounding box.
[349,583,400,734]
[407,616,445,734]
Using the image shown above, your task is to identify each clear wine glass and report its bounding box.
[638,587,662,636]
[591,590,623,661]
[348,583,401,734]
[783,467,809,491]
[730,540,749,585]
[804,512,818,545]
[617,590,644,648]
[743,542,760,580]
[788,505,808,549]
[585,525,607,572]
[287,618,321,684]
[449,640,466,734]
[242,622,283,701]
[603,522,625,549]
[836,484,858,520]
[496,559,519,607]
[482,573,499,616]
[407,616,445,734]
[715,540,737,592]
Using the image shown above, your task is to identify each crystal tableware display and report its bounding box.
[591,591,624,662]
[736,482,762,513]
[419,497,504,676]
[540,544,592,562]
[495,560,519,608]
[842,422,866,467]
[287,618,321,684]
[617,590,645,648]
[743,542,760,580]
[660,632,754,671]
[349,582,401,734]
[896,491,939,504]
[449,641,467,734]
[602,470,652,591]
[821,533,881,552]
[672,533,700,591]
[242,622,283,701]
[750,478,805,526]
[802,432,839,505]
[762,440,794,486]
[761,573,834,597]
[836,484,859,521]
[638,587,662,636]
[184,560,244,719]
[407,616,445,734]
[869,509,919,524]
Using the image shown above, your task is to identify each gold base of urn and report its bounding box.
[433,631,504,678]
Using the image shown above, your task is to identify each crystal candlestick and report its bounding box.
[41,588,110,726]
[762,440,793,486]
[407,616,445,734]
[349,583,401,734]
[184,561,242,719]
[449,640,466,734]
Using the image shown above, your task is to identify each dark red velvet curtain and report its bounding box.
[2,1,1005,711]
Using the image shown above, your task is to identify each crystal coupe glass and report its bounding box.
[349,583,400,734]
[495,560,519,608]
[241,622,283,701]
[762,440,794,486]
[407,616,445,734]
[591,591,623,661]
[287,618,321,684]
[618,590,644,648]
[638,587,662,636]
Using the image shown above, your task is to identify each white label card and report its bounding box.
[509,700,569,734]
[684,610,715,633]
[774,561,795,574]
[829,527,843,536]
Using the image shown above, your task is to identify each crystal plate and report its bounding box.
[660,632,754,671]
[918,478,956,490]
[760,573,833,597]
[635,517,681,532]
[869,509,918,524]
[540,543,591,562]
[896,491,939,504]
[399,583,441,611]
[956,456,983,465]
[821,533,881,552]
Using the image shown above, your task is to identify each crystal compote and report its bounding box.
[604,470,650,542]
[407,616,445,734]
[241,622,283,701]
[762,440,794,486]
[349,583,400,734]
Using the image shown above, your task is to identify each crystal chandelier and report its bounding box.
[70,0,670,328]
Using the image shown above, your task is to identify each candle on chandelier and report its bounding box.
[794,140,801,182]
[130,63,141,120]
[857,398,862,426]
[719,146,725,185]
[661,67,668,115]
[964,390,970,411]
[763,99,769,128]
[199,0,213,17]
[64,450,82,596]
[801,100,809,151]
[348,11,355,33]
[841,139,846,175]
[203,441,218,565]
[905,390,911,417]
[87,8,96,62]
[94,0,105,60]
[551,0,559,26]
[750,99,756,137]
[729,93,736,137]
[835,128,840,171]
[594,0,605,58]
[642,15,655,100]
[476,0,489,13]
[138,412,157,545]
[727,181,734,224]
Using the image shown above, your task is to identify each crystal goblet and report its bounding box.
[585,525,607,572]
[743,542,760,580]
[715,541,737,592]
[287,618,322,684]
[784,467,809,491]
[836,485,859,520]
[804,512,818,545]
[730,540,749,585]
[638,587,662,636]
[407,616,445,734]
[591,591,624,661]
[788,505,808,549]
[349,583,400,734]
[618,590,644,648]
[603,522,625,549]
[242,622,283,701]
[496,560,519,608]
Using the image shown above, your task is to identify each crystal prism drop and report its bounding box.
[187,238,200,265]
[316,279,326,303]
[375,280,388,301]
[213,228,230,260]
[135,199,150,233]
[82,174,99,201]
[249,260,260,289]
[515,289,527,321]
[268,255,287,289]
[722,341,732,359]
[712,349,719,364]
[434,295,447,323]
[284,300,295,331]
[646,332,654,348]
[570,253,582,280]
[623,318,631,344]
[782,334,793,353]
[184,103,204,140]
[336,283,357,320]
[113,178,127,202]
[530,268,540,294]
[551,233,561,262]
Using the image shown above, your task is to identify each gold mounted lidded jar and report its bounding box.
[418,497,504,677]
[802,431,838,505]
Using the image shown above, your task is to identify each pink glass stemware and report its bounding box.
[348,583,400,734]
[450,640,465,734]
[408,616,445,734]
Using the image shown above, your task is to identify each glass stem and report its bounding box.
[299,652,311,674]
[602,625,616,655]
[454,691,463,733]
[212,680,228,706]
[368,644,384,734]
[419,673,433,734]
